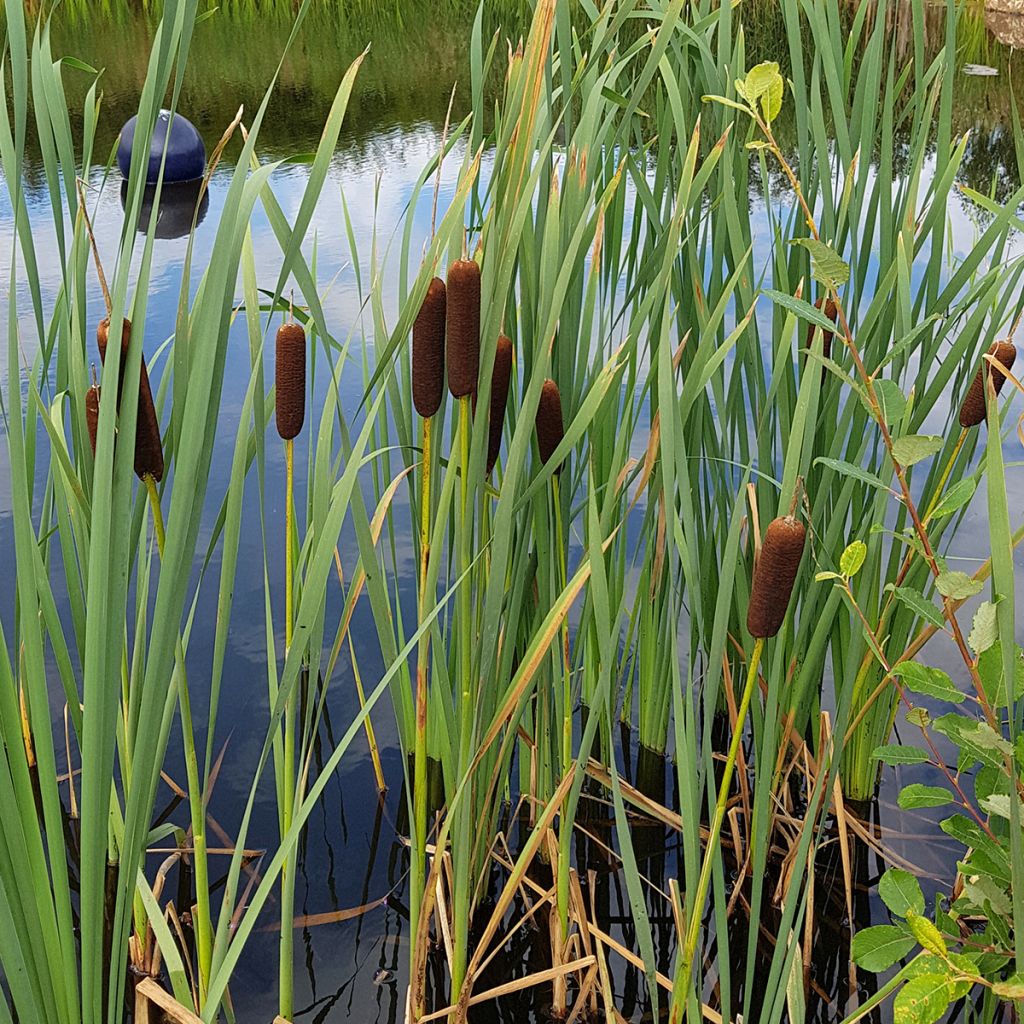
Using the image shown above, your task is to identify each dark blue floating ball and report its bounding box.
[117,109,206,184]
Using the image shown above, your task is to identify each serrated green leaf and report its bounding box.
[969,601,999,656]
[703,93,753,115]
[893,973,951,1024]
[840,540,867,577]
[980,793,1024,822]
[872,744,931,766]
[762,72,783,122]
[893,662,964,704]
[929,478,977,520]
[935,714,1005,769]
[879,868,926,917]
[963,875,1012,918]
[762,288,843,334]
[978,642,1024,707]
[940,813,997,853]
[965,721,1012,757]
[851,925,916,972]
[865,378,909,425]
[898,784,953,810]
[935,571,983,600]
[815,456,890,492]
[889,588,945,629]
[744,60,781,101]
[789,237,850,288]
[891,434,943,467]
[906,912,947,956]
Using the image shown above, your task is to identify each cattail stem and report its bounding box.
[281,435,296,1020]
[678,637,765,992]
[552,472,572,1016]
[144,475,165,556]
[285,438,295,652]
[451,394,474,1006]
[411,414,433,1018]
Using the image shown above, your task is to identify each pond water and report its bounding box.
[3,2,1024,1021]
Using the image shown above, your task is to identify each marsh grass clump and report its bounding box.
[535,378,564,468]
[445,258,481,398]
[486,334,513,474]
[412,277,446,418]
[276,321,307,440]
[746,515,806,638]
[958,341,1016,427]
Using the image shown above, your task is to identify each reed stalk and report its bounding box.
[275,316,306,1020]
[411,273,445,1016]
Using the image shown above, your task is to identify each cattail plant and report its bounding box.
[96,316,166,536]
[958,341,1016,428]
[678,510,806,993]
[276,320,306,443]
[413,277,446,419]
[82,168,167,534]
[444,251,482,1005]
[85,380,100,458]
[411,274,446,1009]
[746,515,807,639]
[486,334,513,475]
[921,341,1018,527]
[534,374,573,1011]
[446,259,480,398]
[535,377,564,468]
[274,313,306,1023]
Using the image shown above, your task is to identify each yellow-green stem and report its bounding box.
[280,438,296,1020]
[144,475,165,554]
[552,474,572,993]
[553,473,574,1014]
[677,638,764,996]
[451,395,473,1012]
[412,414,433,1020]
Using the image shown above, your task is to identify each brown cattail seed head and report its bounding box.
[805,295,838,362]
[746,515,806,639]
[412,277,446,418]
[486,334,514,475]
[85,385,100,457]
[536,378,564,470]
[958,341,1017,428]
[97,316,134,407]
[134,368,164,482]
[445,259,481,398]
[276,321,306,440]
[96,317,163,481]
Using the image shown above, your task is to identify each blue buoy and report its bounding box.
[117,109,206,184]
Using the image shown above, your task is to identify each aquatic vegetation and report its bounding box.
[4,0,1024,1023]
